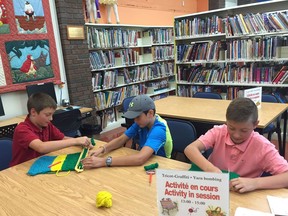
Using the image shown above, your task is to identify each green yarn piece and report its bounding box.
[61,152,81,171]
[144,162,159,171]
[91,138,96,146]
[189,163,239,180]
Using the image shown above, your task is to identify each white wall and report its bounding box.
[225,0,238,7]
[0,0,69,121]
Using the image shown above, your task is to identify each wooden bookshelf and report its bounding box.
[174,0,288,100]
[85,24,176,129]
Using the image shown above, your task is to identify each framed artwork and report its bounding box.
[0,0,61,93]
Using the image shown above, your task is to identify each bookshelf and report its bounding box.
[174,0,288,100]
[86,23,176,130]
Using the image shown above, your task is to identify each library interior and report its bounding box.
[1,0,288,215]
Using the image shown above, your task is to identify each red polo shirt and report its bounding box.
[10,116,64,166]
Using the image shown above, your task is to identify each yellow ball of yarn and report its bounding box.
[96,191,112,208]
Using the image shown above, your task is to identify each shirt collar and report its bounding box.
[225,128,254,152]
[25,115,42,133]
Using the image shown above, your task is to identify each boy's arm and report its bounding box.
[231,171,288,193]
[184,139,222,173]
[82,134,154,168]
[29,136,93,154]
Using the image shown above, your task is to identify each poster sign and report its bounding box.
[243,87,262,108]
[156,169,229,216]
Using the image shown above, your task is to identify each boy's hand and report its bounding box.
[230,177,258,193]
[76,136,93,149]
[88,147,103,157]
[82,154,105,168]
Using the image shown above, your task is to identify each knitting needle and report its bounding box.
[48,161,62,168]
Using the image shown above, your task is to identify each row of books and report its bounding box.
[96,108,121,130]
[152,46,174,61]
[175,15,224,37]
[226,36,285,60]
[144,28,174,44]
[177,85,211,97]
[177,64,287,84]
[97,93,171,129]
[177,36,288,62]
[226,11,288,36]
[94,85,147,110]
[89,49,140,70]
[174,10,288,38]
[177,41,224,62]
[91,62,174,91]
[146,79,169,89]
[177,85,246,100]
[87,28,139,49]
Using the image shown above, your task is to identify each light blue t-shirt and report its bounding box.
[124,114,173,158]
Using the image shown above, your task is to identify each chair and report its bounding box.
[166,118,197,161]
[52,108,91,137]
[0,123,18,139]
[193,92,222,100]
[192,91,222,143]
[260,94,282,153]
[0,139,13,171]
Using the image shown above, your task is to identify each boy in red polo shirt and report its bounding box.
[10,93,93,166]
[184,97,288,193]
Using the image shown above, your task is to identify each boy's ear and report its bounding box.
[30,108,37,116]
[253,120,259,129]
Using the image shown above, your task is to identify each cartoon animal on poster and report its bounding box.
[0,0,10,34]
[12,0,47,34]
[5,40,54,84]
[85,0,120,24]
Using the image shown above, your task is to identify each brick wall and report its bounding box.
[55,0,97,124]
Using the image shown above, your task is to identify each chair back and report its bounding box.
[52,109,83,137]
[262,94,279,103]
[0,139,13,171]
[0,123,18,139]
[193,92,222,100]
[166,118,197,159]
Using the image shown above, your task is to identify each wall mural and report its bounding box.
[0,0,61,93]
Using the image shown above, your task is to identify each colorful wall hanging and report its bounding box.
[0,0,61,93]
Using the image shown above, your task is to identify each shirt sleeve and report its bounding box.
[260,142,288,175]
[198,126,220,150]
[13,124,40,150]
[124,123,139,139]
[144,124,166,154]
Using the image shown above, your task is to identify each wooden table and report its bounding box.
[0,141,287,215]
[155,96,288,156]
[0,117,24,127]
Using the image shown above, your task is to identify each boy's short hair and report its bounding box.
[226,97,258,124]
[27,92,57,114]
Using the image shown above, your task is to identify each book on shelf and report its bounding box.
[272,66,288,84]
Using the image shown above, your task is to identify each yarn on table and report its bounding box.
[96,191,112,208]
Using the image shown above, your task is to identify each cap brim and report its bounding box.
[123,110,142,119]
